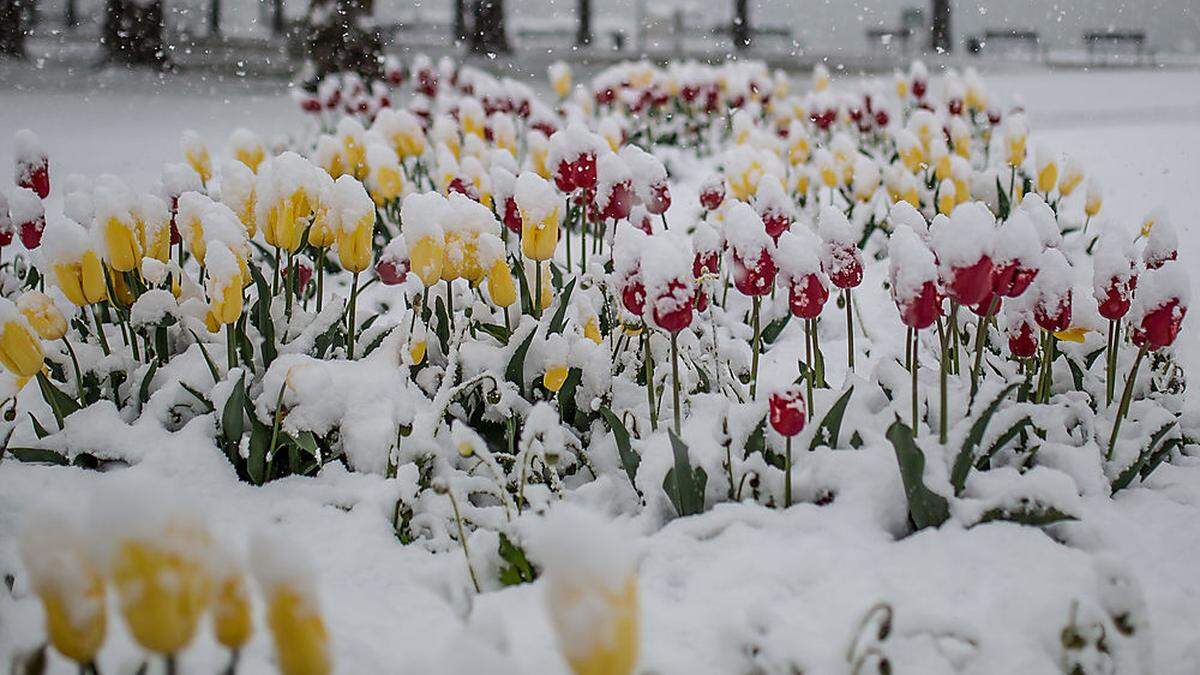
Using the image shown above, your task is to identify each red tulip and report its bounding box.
[417,69,438,97]
[824,243,863,290]
[18,215,44,249]
[699,180,725,211]
[733,250,777,297]
[1145,249,1177,270]
[286,258,314,290]
[1097,276,1135,320]
[1034,289,1072,333]
[502,197,522,234]
[652,279,695,333]
[943,255,994,306]
[991,260,1037,298]
[874,108,890,127]
[553,160,575,192]
[645,181,671,216]
[621,279,646,316]
[376,256,409,285]
[693,250,719,279]
[912,79,927,99]
[572,152,598,191]
[769,386,807,437]
[970,291,1001,318]
[601,180,635,221]
[16,157,49,200]
[948,98,964,116]
[299,96,322,114]
[1131,298,1186,350]
[762,210,789,242]
[695,288,710,312]
[789,273,829,320]
[1009,319,1038,357]
[897,280,940,329]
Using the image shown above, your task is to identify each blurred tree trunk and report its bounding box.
[732,0,750,51]
[271,0,284,35]
[0,0,26,57]
[210,0,221,36]
[306,0,382,80]
[65,0,78,30]
[575,0,591,47]
[930,0,951,52]
[453,0,467,42]
[468,0,509,54]
[103,0,168,68]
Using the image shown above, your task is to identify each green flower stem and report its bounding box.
[1107,343,1148,460]
[644,330,658,431]
[845,288,855,372]
[226,322,237,372]
[911,327,920,436]
[804,318,814,416]
[936,314,949,444]
[1106,319,1120,406]
[750,295,762,399]
[671,330,681,435]
[346,272,360,359]
[784,435,793,508]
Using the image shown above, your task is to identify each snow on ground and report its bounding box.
[2,63,1200,674]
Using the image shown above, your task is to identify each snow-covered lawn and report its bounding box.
[1,62,1199,674]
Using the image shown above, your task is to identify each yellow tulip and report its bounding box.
[408,340,427,366]
[111,531,212,655]
[110,267,136,308]
[264,587,331,675]
[208,276,243,325]
[410,235,445,287]
[1085,191,1102,218]
[899,144,924,173]
[584,315,602,344]
[1006,134,1026,169]
[729,160,763,201]
[336,214,374,274]
[0,312,45,379]
[561,577,639,675]
[213,573,253,650]
[308,206,337,249]
[184,143,212,185]
[1053,326,1091,343]
[19,515,107,667]
[53,250,108,307]
[543,364,569,393]
[236,145,265,173]
[520,206,560,262]
[549,62,572,99]
[1037,158,1058,195]
[264,191,310,253]
[17,291,67,341]
[104,214,143,272]
[487,259,516,307]
[1059,165,1084,198]
[937,180,957,216]
[788,137,810,166]
[369,165,404,205]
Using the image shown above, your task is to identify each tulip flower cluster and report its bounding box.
[18,485,330,675]
[4,56,1196,673]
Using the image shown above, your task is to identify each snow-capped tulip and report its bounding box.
[10,187,45,249]
[990,213,1040,298]
[769,385,806,437]
[205,243,244,326]
[1035,145,1058,194]
[17,291,67,341]
[1084,180,1102,219]
[1130,266,1189,350]
[1003,117,1027,168]
[108,518,213,656]
[621,278,646,316]
[549,61,572,99]
[543,363,569,393]
[181,130,212,185]
[252,533,332,675]
[651,278,694,333]
[1032,250,1072,333]
[889,227,940,330]
[408,339,427,366]
[936,179,956,216]
[1058,157,1083,197]
[533,506,639,675]
[1008,316,1038,358]
[699,175,726,211]
[818,207,863,290]
[19,508,107,667]
[0,192,11,248]
[230,128,265,173]
[366,144,405,205]
[14,129,50,199]
[931,203,994,306]
[1093,234,1137,320]
[584,315,602,344]
[332,176,375,273]
[56,249,107,307]
[515,173,560,262]
[1142,210,1177,270]
[487,259,517,308]
[97,196,142,273]
[402,193,447,287]
[789,273,829,320]
[0,298,45,380]
[212,568,253,651]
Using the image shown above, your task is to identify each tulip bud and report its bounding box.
[532,505,639,675]
[769,385,807,437]
[1032,250,1073,333]
[515,173,561,262]
[212,564,253,651]
[205,242,245,326]
[1129,265,1190,350]
[17,291,67,341]
[377,238,410,286]
[1007,311,1038,358]
[930,203,995,306]
[19,507,107,666]
[9,187,45,249]
[698,175,726,211]
[181,130,213,186]
[0,298,45,380]
[487,259,517,308]
[251,532,332,675]
[332,176,376,273]
[584,315,602,344]
[14,129,50,199]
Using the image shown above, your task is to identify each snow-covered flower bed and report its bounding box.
[0,56,1196,674]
